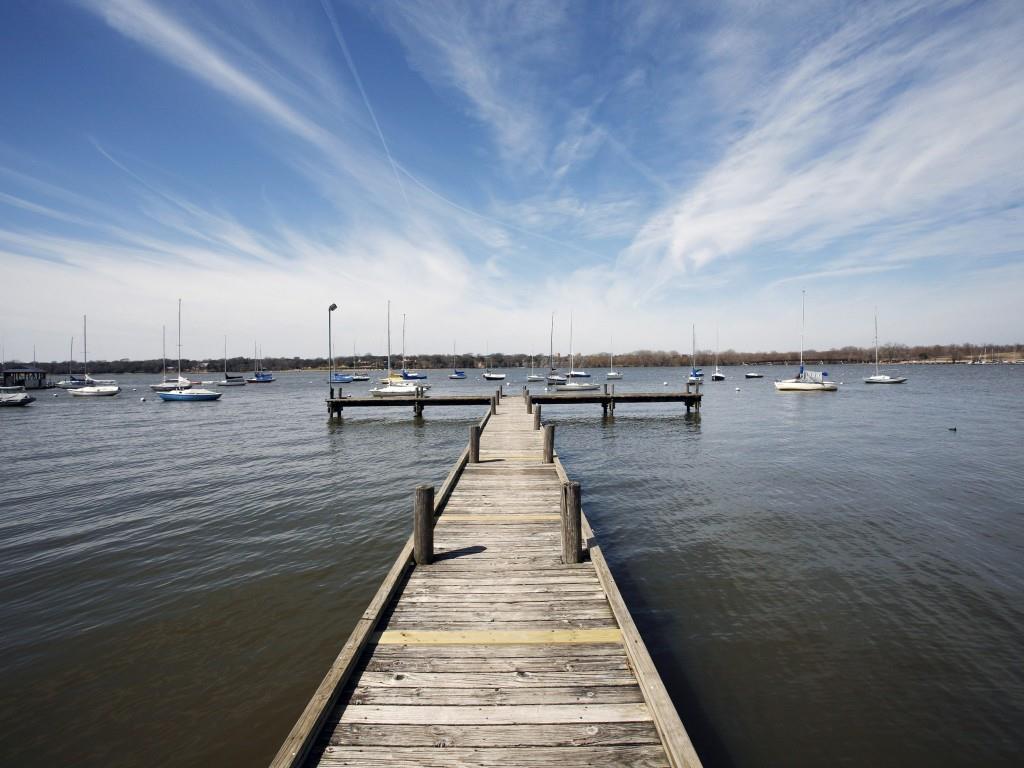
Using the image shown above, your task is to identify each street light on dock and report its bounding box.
[328,303,338,398]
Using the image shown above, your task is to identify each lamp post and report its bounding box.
[328,303,338,398]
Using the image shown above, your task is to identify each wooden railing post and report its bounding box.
[561,481,582,564]
[490,396,497,415]
[533,404,541,431]
[413,485,434,565]
[469,425,480,463]
[543,423,554,463]
[526,396,533,414]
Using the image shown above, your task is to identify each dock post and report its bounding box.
[603,383,608,395]
[490,396,497,415]
[533,404,541,430]
[611,384,615,412]
[496,387,502,402]
[543,424,554,463]
[561,481,582,564]
[469,425,480,463]
[526,396,533,414]
[413,485,434,565]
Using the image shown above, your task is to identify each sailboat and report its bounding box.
[606,337,623,380]
[687,326,704,384]
[158,300,222,401]
[350,344,370,381]
[482,342,505,380]
[566,315,590,378]
[527,352,544,383]
[545,313,567,384]
[151,325,193,391]
[711,330,725,381]
[218,337,246,386]
[330,340,354,385]
[56,337,88,389]
[864,311,907,384]
[372,301,427,396]
[68,316,120,396]
[555,314,599,391]
[247,343,274,383]
[449,342,466,380]
[774,291,838,391]
[399,314,428,380]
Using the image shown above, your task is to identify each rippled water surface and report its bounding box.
[1,366,1022,767]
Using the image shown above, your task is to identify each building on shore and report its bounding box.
[1,366,52,389]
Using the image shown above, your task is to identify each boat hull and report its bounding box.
[527,375,545,382]
[482,373,506,380]
[605,372,623,380]
[864,376,907,384]
[0,396,35,406]
[711,373,726,381]
[553,383,600,392]
[774,380,838,391]
[158,389,222,401]
[69,386,120,397]
[744,373,764,379]
[217,380,246,387]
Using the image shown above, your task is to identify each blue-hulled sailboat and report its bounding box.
[158,300,222,402]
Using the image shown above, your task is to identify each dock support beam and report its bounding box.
[469,425,480,464]
[543,424,554,463]
[413,485,434,565]
[561,481,582,564]
[533,404,541,431]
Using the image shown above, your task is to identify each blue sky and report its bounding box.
[1,0,1021,361]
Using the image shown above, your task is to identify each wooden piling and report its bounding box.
[561,480,582,564]
[490,396,497,415]
[469,425,480,463]
[527,396,533,414]
[543,423,554,463]
[413,485,434,565]
[533,404,542,430]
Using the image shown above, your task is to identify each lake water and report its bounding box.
[1,365,1022,767]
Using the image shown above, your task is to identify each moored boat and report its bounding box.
[0,385,36,406]
[774,291,838,392]
[864,311,907,384]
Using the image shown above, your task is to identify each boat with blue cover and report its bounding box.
[158,300,222,401]
[247,343,274,383]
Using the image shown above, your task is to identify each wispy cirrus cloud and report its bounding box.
[621,0,1024,296]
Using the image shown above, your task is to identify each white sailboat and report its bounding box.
[546,313,566,384]
[158,300,222,401]
[449,341,466,380]
[151,325,193,391]
[527,352,544,382]
[351,342,370,382]
[482,342,506,380]
[864,310,907,384]
[372,301,426,396]
[711,329,725,381]
[774,291,838,392]
[555,315,599,391]
[218,336,246,386]
[687,326,704,384]
[566,314,590,378]
[68,316,120,397]
[606,338,623,380]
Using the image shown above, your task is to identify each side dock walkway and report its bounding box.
[272,394,702,768]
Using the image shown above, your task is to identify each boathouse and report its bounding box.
[1,366,50,389]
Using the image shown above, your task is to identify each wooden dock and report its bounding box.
[327,384,701,418]
[278,393,702,767]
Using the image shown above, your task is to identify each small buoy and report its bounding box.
[53,393,59,397]
[663,381,668,386]
[948,426,957,431]
[140,397,146,402]
[132,387,137,391]
[735,387,741,391]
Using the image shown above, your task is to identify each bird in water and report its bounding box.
[948,426,957,432]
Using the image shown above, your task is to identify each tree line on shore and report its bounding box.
[10,342,1020,374]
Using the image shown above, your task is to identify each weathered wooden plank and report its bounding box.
[345,685,643,706]
[322,721,661,748]
[351,670,636,689]
[316,744,670,767]
[336,703,653,726]
[380,618,618,632]
[372,628,622,645]
[365,643,626,659]
[360,655,630,673]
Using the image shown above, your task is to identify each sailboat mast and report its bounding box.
[224,336,228,376]
[568,312,574,373]
[83,315,88,377]
[549,312,555,370]
[176,299,182,380]
[162,326,167,380]
[874,309,880,375]
[69,337,74,378]
[402,313,406,371]
[386,300,392,375]
[799,289,805,370]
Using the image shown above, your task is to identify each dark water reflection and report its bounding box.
[1,365,1021,766]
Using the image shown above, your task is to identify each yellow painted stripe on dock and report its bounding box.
[372,628,623,645]
[438,514,560,523]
